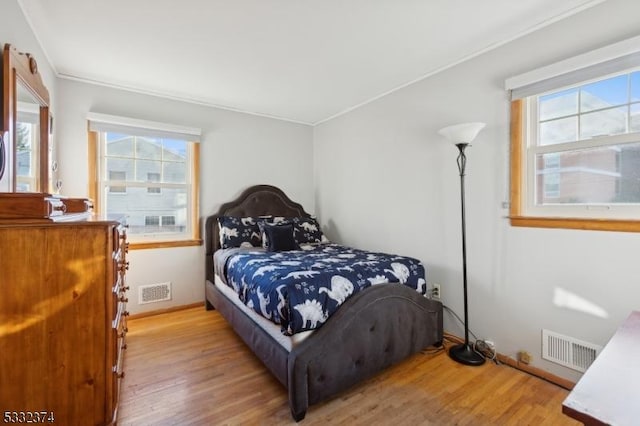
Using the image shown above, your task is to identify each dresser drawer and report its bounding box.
[113,300,129,330]
[111,300,128,416]
[0,193,66,218]
[115,323,127,370]
[112,329,126,416]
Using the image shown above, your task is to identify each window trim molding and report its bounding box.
[129,239,203,250]
[87,112,201,142]
[505,34,640,96]
[509,99,640,232]
[88,129,202,248]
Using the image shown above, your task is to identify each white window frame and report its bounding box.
[507,35,640,231]
[88,113,201,249]
[97,133,194,242]
[521,70,640,219]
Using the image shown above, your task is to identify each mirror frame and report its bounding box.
[2,43,50,192]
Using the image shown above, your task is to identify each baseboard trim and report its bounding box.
[496,354,575,390]
[128,302,205,320]
[443,332,575,390]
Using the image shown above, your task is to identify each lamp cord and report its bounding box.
[443,304,499,364]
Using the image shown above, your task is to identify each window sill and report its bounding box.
[509,216,640,232]
[129,239,203,250]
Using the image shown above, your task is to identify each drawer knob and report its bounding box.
[53,204,67,213]
[118,332,126,338]
[123,327,129,333]
[120,285,130,292]
[123,311,130,317]
[116,371,125,379]
[121,343,128,350]
[119,297,129,303]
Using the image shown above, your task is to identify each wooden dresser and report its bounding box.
[0,214,129,425]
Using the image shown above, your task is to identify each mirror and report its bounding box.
[1,44,50,192]
[0,131,5,184]
[16,88,42,191]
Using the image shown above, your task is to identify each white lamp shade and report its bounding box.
[438,122,486,143]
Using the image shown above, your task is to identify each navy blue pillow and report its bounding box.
[218,216,262,248]
[262,222,299,252]
[291,217,324,244]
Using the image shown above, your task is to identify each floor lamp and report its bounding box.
[438,122,486,366]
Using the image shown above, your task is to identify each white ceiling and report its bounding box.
[19,0,605,125]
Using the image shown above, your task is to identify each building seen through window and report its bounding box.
[102,133,190,236]
[528,70,640,214]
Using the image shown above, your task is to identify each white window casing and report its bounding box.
[508,35,640,220]
[88,113,200,242]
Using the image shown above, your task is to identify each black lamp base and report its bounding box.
[449,343,486,366]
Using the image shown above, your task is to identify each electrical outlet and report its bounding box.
[518,350,532,364]
[431,283,441,299]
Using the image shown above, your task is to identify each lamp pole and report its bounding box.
[448,142,485,366]
[457,143,470,346]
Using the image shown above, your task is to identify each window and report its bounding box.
[542,153,561,199]
[109,171,127,193]
[145,215,160,226]
[144,215,176,228]
[508,37,640,232]
[530,71,640,211]
[147,172,161,194]
[162,215,176,226]
[16,109,40,192]
[88,113,201,249]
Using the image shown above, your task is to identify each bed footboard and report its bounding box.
[287,284,443,421]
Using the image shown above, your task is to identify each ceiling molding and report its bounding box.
[57,72,314,126]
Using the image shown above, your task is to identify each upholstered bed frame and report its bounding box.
[204,184,443,421]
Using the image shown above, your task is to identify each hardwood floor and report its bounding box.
[117,307,579,425]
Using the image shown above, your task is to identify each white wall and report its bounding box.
[56,78,314,314]
[0,1,56,100]
[0,0,57,190]
[314,0,640,382]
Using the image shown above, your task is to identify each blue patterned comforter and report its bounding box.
[223,244,427,335]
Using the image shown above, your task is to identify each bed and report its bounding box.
[204,184,443,421]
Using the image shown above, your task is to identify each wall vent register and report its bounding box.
[139,282,172,304]
[542,329,602,372]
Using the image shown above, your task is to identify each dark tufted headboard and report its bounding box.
[205,185,311,283]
